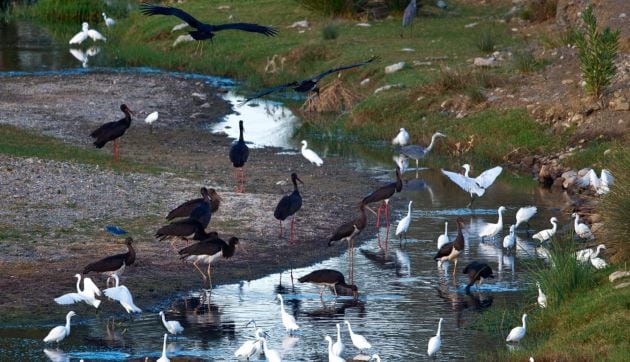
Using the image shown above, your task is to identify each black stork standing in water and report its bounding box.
[140,2,277,55]
[362,166,403,253]
[274,173,303,244]
[229,121,250,193]
[242,56,378,104]
[298,269,358,299]
[83,237,135,287]
[90,104,134,162]
[328,202,367,284]
[178,232,239,287]
[434,217,465,275]
[462,261,494,294]
[166,187,221,220]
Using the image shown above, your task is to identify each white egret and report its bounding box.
[370,354,381,361]
[172,34,194,47]
[532,217,558,242]
[503,224,516,250]
[578,169,614,195]
[506,314,527,342]
[401,132,446,170]
[436,221,449,249]
[102,12,116,27]
[43,311,76,343]
[576,244,606,263]
[69,22,106,45]
[144,111,158,133]
[344,320,371,352]
[103,274,141,313]
[54,274,101,309]
[159,311,184,336]
[393,154,409,173]
[325,336,345,362]
[261,337,282,362]
[536,282,547,308]
[157,333,170,362]
[572,212,593,239]
[441,164,502,206]
[590,256,608,269]
[332,323,344,357]
[515,206,537,230]
[300,140,323,166]
[171,22,189,32]
[395,201,413,244]
[277,294,299,334]
[392,127,410,146]
[69,46,100,68]
[427,317,443,356]
[479,206,506,241]
[234,326,266,359]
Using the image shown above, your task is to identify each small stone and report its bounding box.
[464,22,478,28]
[360,78,370,86]
[473,56,498,67]
[609,271,630,283]
[615,282,630,289]
[385,62,405,74]
[561,79,574,85]
[191,92,207,102]
[287,20,309,28]
[356,23,371,27]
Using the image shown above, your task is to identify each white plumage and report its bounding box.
[325,336,345,362]
[261,337,283,362]
[427,317,443,356]
[54,274,101,309]
[536,282,547,308]
[532,217,558,242]
[437,221,449,249]
[503,224,516,250]
[159,311,184,335]
[300,140,323,166]
[506,314,527,342]
[576,244,606,263]
[590,256,608,269]
[277,294,299,334]
[103,274,141,313]
[344,320,371,352]
[332,323,344,357]
[234,327,266,359]
[392,154,409,173]
[441,164,502,198]
[69,46,100,68]
[392,127,410,146]
[171,22,189,32]
[370,354,381,361]
[578,169,614,195]
[572,212,593,239]
[479,206,506,241]
[43,311,76,343]
[69,22,106,44]
[157,333,170,362]
[102,12,116,27]
[395,201,413,241]
[515,206,537,229]
[144,111,158,125]
[172,34,194,47]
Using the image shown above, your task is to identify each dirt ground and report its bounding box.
[0,73,383,323]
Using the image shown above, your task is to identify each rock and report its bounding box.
[287,20,309,28]
[561,79,574,85]
[191,92,207,102]
[614,282,630,289]
[200,102,211,109]
[609,98,630,111]
[577,168,591,177]
[385,62,405,74]
[473,56,498,67]
[374,84,403,94]
[522,156,535,167]
[464,22,478,28]
[360,78,370,86]
[356,23,371,27]
[400,48,415,52]
[609,271,630,283]
[589,213,602,223]
[412,61,432,66]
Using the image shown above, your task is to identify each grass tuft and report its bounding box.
[322,23,340,40]
[599,151,630,262]
[476,27,496,52]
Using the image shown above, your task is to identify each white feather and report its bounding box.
[300,140,323,166]
[392,128,410,146]
[532,217,558,242]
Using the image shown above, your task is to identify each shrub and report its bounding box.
[513,50,536,73]
[599,151,630,263]
[575,5,620,98]
[29,0,127,22]
[476,28,495,52]
[322,24,339,40]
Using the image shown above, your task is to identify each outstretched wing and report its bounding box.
[311,56,378,82]
[212,22,278,37]
[82,277,102,297]
[600,169,614,187]
[54,292,84,305]
[240,82,298,105]
[441,169,474,193]
[475,166,502,189]
[140,2,204,29]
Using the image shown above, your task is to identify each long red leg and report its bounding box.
[385,201,390,255]
[376,202,384,249]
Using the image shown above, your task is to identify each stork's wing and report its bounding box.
[240,82,297,105]
[311,56,378,82]
[140,3,204,29]
[441,169,474,193]
[82,277,102,297]
[54,292,84,305]
[212,22,278,37]
[475,166,502,189]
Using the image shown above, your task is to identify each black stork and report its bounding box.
[434,217,465,275]
[156,218,205,251]
[83,237,135,287]
[242,56,378,104]
[328,202,367,284]
[229,120,250,193]
[178,232,239,287]
[362,166,403,253]
[166,187,221,220]
[140,2,277,55]
[298,269,358,299]
[90,104,134,162]
[462,261,494,294]
[273,173,303,244]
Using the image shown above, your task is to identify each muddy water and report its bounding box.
[0,20,571,361]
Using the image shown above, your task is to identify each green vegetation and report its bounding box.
[295,0,364,17]
[575,5,620,98]
[476,27,496,53]
[520,0,558,22]
[27,0,128,23]
[322,23,340,40]
[600,151,630,263]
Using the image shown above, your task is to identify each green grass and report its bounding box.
[560,139,616,169]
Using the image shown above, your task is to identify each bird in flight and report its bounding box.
[241,56,377,105]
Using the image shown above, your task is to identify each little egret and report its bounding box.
[400,132,446,170]
[395,200,413,244]
[54,274,101,309]
[576,244,606,263]
[103,274,142,313]
[261,337,282,362]
[427,317,443,356]
[392,127,410,146]
[277,294,299,334]
[325,336,345,362]
[344,320,371,352]
[333,323,344,357]
[572,212,593,239]
[502,224,516,250]
[157,333,170,362]
[69,22,106,44]
[436,221,449,249]
[506,314,527,343]
[441,164,502,206]
[83,237,135,287]
[434,217,465,274]
[90,104,134,162]
[144,111,158,133]
[298,269,358,299]
[536,282,547,308]
[479,206,506,241]
[300,140,323,166]
[274,173,304,244]
[591,255,608,269]
[463,261,494,293]
[159,311,184,336]
[578,169,614,195]
[167,187,221,220]
[43,311,76,343]
[515,206,537,230]
[102,12,116,27]
[234,324,266,359]
[532,217,558,243]
[229,120,250,193]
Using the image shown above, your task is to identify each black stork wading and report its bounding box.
[229,120,250,193]
[140,2,277,55]
[462,261,494,294]
[298,269,358,299]
[90,104,134,162]
[242,56,378,104]
[328,202,367,284]
[274,173,303,244]
[361,166,403,254]
[434,217,465,275]
[178,232,239,288]
[82,237,135,287]
[166,187,221,221]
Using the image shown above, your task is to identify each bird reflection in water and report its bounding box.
[103,317,124,347]
[303,297,366,319]
[436,280,493,327]
[178,290,236,340]
[359,248,395,267]
[497,248,516,280]
[394,248,411,277]
[43,348,69,362]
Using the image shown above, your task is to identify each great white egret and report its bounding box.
[590,256,608,269]
[157,334,170,362]
[395,201,413,244]
[441,164,502,206]
[506,314,527,342]
[515,206,537,230]
[43,311,76,343]
[437,221,449,249]
[427,317,443,356]
[277,294,299,334]
[102,12,116,27]
[532,217,558,242]
[572,212,593,239]
[144,111,158,133]
[69,22,106,44]
[159,311,184,336]
[392,128,410,146]
[325,336,345,362]
[54,274,101,309]
[344,320,372,352]
[479,206,506,241]
[301,140,324,166]
[333,323,345,357]
[576,244,606,263]
[261,337,282,362]
[578,169,614,195]
[103,274,142,313]
[234,324,266,359]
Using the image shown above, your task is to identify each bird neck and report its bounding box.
[426,134,438,153]
[161,313,168,326]
[337,325,341,338]
[574,215,580,228]
[497,209,504,224]
[239,124,244,141]
[407,203,412,215]
[444,222,448,234]
[65,314,73,329]
[162,334,168,357]
[292,179,299,192]
[301,142,307,151]
[75,275,82,293]
[522,316,527,328]
[345,323,353,335]
[113,274,120,287]
[436,320,442,336]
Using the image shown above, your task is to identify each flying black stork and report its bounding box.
[434,217,465,275]
[362,166,403,253]
[274,173,304,244]
[156,218,205,251]
[298,269,358,299]
[178,232,239,287]
[90,104,134,162]
[140,2,277,55]
[83,237,135,287]
[328,202,367,284]
[462,261,494,294]
[229,121,250,193]
[242,56,378,104]
[166,187,221,220]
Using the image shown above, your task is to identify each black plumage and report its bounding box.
[229,121,250,193]
[329,202,367,246]
[90,104,133,149]
[178,233,239,284]
[274,173,303,243]
[362,166,403,205]
[189,187,212,228]
[166,187,221,220]
[434,217,466,274]
[463,261,494,293]
[298,269,358,299]
[242,56,377,104]
[83,237,135,281]
[156,218,205,251]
